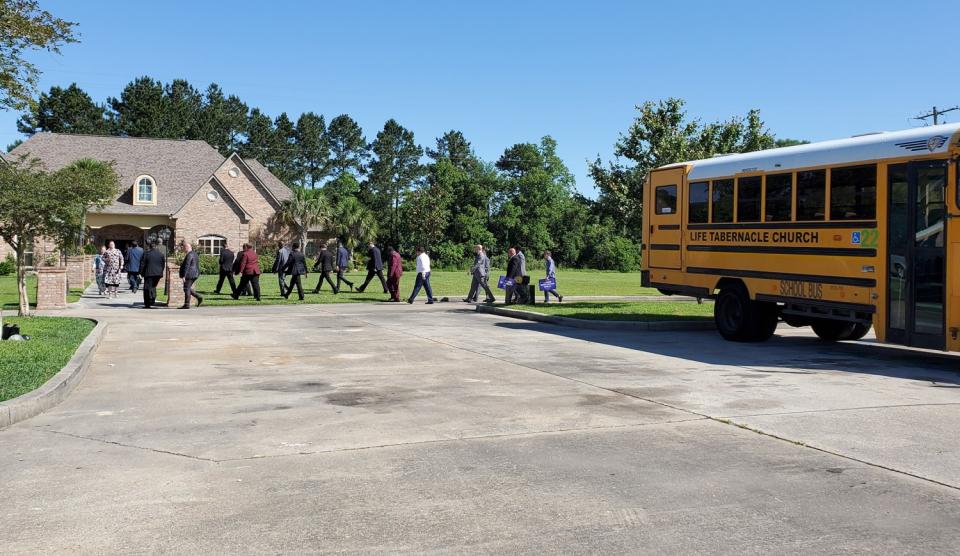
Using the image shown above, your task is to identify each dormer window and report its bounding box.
[133,175,157,206]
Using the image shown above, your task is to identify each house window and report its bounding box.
[23,236,35,267]
[198,235,226,255]
[134,175,157,205]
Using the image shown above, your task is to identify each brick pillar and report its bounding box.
[65,256,85,291]
[35,267,67,310]
[84,255,94,282]
[166,261,184,308]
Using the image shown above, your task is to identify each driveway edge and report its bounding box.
[474,304,715,331]
[0,319,105,429]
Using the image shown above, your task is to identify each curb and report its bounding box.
[0,319,105,429]
[474,304,715,331]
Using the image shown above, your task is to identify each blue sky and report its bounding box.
[3,1,954,196]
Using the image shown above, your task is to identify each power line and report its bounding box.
[913,105,959,125]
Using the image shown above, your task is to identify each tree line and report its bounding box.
[17,80,803,270]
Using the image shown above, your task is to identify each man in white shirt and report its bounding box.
[407,245,436,304]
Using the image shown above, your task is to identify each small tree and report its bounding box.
[332,196,377,252]
[0,156,117,316]
[276,185,330,250]
[0,0,77,111]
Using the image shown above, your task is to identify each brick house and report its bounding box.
[1,133,293,262]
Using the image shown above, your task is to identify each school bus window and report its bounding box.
[655,185,677,215]
[689,181,709,223]
[711,179,734,223]
[765,173,792,221]
[830,164,876,220]
[736,176,762,222]
[796,169,826,220]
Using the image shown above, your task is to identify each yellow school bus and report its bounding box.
[641,123,960,350]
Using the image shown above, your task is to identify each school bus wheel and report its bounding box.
[714,282,777,342]
[753,302,779,342]
[810,319,868,342]
[843,323,871,341]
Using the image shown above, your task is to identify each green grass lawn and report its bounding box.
[186,269,659,306]
[0,316,95,402]
[0,275,84,310]
[508,300,715,321]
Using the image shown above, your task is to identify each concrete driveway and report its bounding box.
[2,295,959,553]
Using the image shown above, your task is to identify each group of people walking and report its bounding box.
[464,245,562,305]
[92,237,562,309]
[93,239,168,307]
[268,239,417,303]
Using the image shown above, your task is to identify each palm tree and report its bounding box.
[277,186,330,249]
[333,196,377,251]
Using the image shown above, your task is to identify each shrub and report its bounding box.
[590,235,639,272]
[198,254,220,275]
[258,254,274,273]
[0,254,14,276]
[431,241,470,270]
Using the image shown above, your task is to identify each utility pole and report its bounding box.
[914,105,960,125]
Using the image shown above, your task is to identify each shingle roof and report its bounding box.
[9,133,227,215]
[242,157,292,202]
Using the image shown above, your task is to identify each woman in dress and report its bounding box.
[102,241,124,298]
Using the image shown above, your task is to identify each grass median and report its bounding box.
[0,316,95,402]
[0,275,84,310]
[502,300,715,321]
[185,269,659,306]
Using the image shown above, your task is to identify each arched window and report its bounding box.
[134,175,157,205]
[198,235,226,255]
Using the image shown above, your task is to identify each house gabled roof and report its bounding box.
[235,155,293,204]
[172,174,251,222]
[6,133,293,216]
[9,133,226,216]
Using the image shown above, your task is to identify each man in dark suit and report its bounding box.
[505,247,520,305]
[282,243,308,300]
[336,242,354,292]
[312,242,338,294]
[125,240,144,293]
[138,240,166,309]
[214,240,237,295]
[355,241,388,293]
[273,242,290,295]
[178,240,203,309]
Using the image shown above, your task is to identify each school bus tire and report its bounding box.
[781,314,811,328]
[752,301,779,342]
[840,323,871,341]
[714,283,767,342]
[811,319,857,342]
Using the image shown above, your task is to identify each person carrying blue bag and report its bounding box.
[541,250,563,303]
